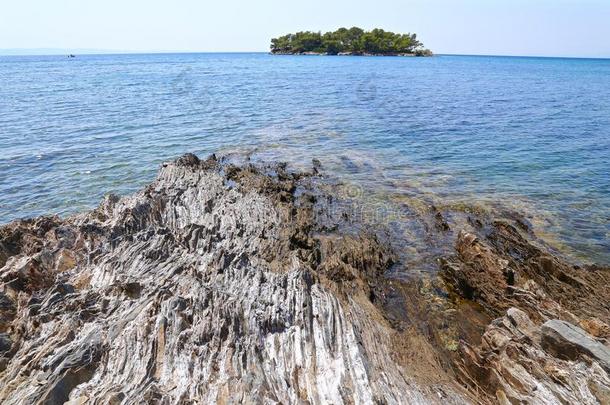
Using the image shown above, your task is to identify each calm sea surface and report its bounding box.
[0,53,608,263]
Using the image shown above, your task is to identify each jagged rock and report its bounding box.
[1,153,609,404]
[456,308,610,404]
[541,319,610,371]
[0,154,470,404]
[580,318,610,339]
[441,223,610,403]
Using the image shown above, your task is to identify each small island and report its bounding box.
[270,27,432,56]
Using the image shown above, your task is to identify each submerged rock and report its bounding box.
[0,153,608,404]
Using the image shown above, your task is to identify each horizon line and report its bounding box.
[1,49,609,60]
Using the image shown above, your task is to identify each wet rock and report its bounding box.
[312,158,322,174]
[434,211,450,231]
[174,152,200,167]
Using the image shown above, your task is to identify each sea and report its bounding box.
[0,53,608,264]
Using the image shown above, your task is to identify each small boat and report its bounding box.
[68,54,76,58]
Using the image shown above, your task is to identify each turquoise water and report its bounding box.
[0,53,608,263]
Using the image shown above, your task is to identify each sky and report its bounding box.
[1,0,609,58]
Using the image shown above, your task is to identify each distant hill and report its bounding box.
[271,27,432,56]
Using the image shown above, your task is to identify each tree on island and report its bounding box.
[271,27,432,56]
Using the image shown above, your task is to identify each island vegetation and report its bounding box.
[270,27,432,56]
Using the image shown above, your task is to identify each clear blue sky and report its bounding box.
[1,0,609,57]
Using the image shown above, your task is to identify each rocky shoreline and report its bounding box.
[1,153,609,404]
[270,51,431,57]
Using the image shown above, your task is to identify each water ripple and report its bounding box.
[0,53,608,263]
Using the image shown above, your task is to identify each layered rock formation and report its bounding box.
[0,153,608,404]
[441,227,610,403]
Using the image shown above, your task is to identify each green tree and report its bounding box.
[270,27,431,56]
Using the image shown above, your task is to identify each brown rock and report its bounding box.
[55,249,77,272]
[580,318,610,339]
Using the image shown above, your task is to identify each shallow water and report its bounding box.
[0,53,608,263]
